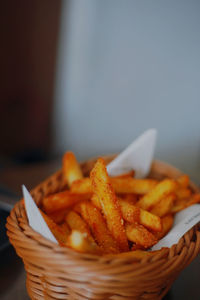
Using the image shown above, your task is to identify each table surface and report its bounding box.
[0,159,200,300]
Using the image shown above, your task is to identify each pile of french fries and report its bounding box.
[40,152,200,255]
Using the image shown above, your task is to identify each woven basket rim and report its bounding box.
[6,157,200,265]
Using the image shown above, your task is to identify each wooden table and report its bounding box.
[1,160,200,299]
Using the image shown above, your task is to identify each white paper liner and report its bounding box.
[23,185,58,243]
[107,129,157,178]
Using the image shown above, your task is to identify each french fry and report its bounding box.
[42,191,91,214]
[150,193,175,217]
[67,230,100,254]
[71,177,158,195]
[60,222,70,235]
[66,211,92,239]
[137,179,177,210]
[91,194,101,208]
[125,223,157,249]
[171,193,200,213]
[75,201,120,254]
[92,195,161,232]
[176,188,192,199]
[187,193,200,206]
[66,210,99,253]
[119,193,138,204]
[63,151,83,187]
[154,214,174,240]
[90,158,129,252]
[111,178,158,194]
[40,210,69,245]
[171,198,187,213]
[71,178,92,193]
[119,199,162,232]
[114,170,135,179]
[48,209,70,224]
[175,175,192,200]
[176,175,189,188]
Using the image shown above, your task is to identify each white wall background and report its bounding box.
[53,0,200,182]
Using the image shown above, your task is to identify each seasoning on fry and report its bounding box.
[75,201,120,254]
[43,191,91,213]
[125,223,157,249]
[90,158,129,252]
[137,179,177,210]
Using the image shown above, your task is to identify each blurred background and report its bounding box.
[1,1,200,299]
[1,0,200,182]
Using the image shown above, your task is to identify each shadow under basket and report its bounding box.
[6,156,200,300]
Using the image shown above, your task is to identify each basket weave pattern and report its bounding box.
[6,157,200,300]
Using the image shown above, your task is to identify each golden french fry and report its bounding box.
[90,158,129,252]
[154,214,174,240]
[63,151,83,187]
[137,179,177,210]
[66,210,98,250]
[40,210,69,245]
[125,223,157,249]
[91,194,101,208]
[48,209,70,224]
[171,193,200,213]
[75,201,120,254]
[176,188,192,199]
[111,178,158,194]
[114,170,135,179]
[67,230,100,254]
[119,199,162,232]
[171,198,188,213]
[187,193,200,206]
[176,175,189,188]
[66,211,92,238]
[150,193,176,217]
[175,175,192,201]
[60,221,70,235]
[42,191,91,213]
[92,195,161,232]
[118,193,138,204]
[71,177,158,195]
[71,178,92,193]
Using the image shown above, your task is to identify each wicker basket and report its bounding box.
[6,156,200,300]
